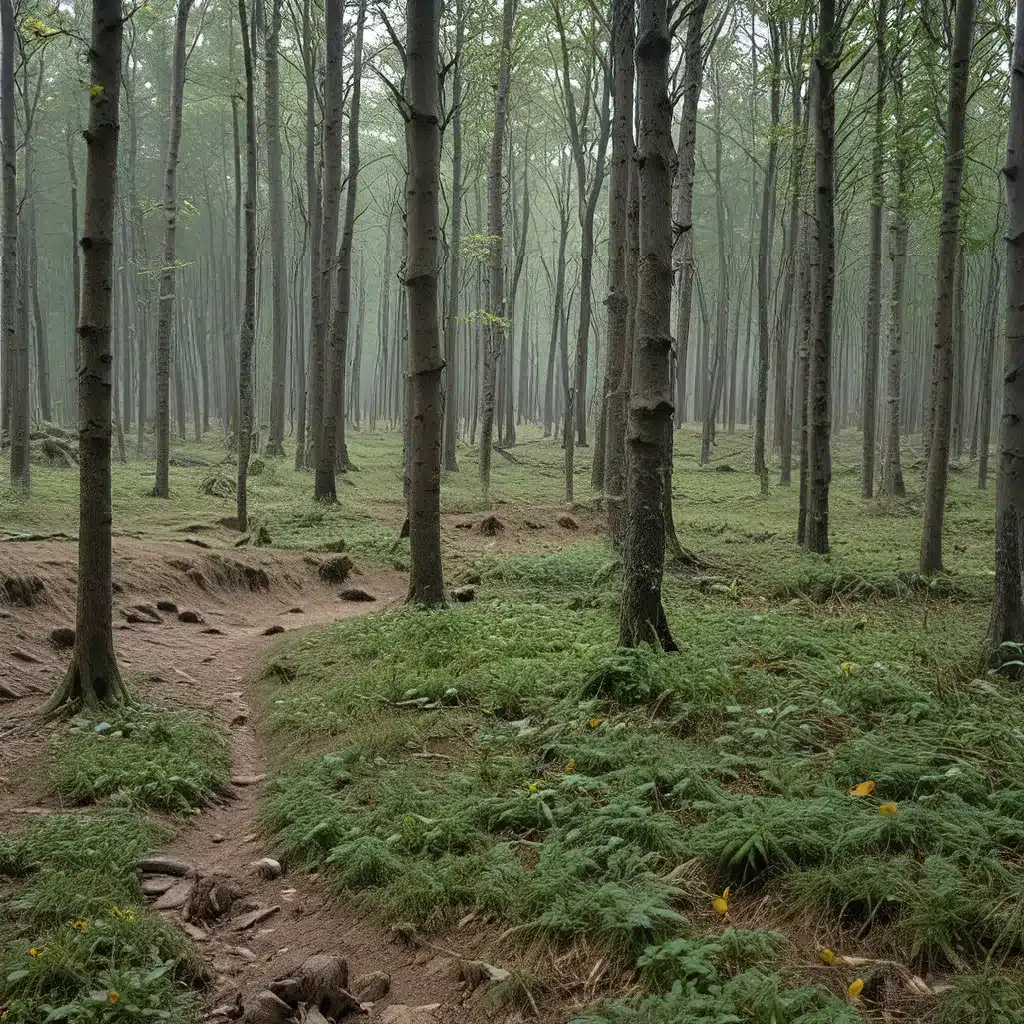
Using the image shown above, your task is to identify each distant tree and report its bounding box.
[152,0,195,498]
[479,0,515,497]
[920,0,977,573]
[989,0,1024,660]
[46,0,127,712]
[264,0,287,458]
[236,0,257,532]
[620,0,676,650]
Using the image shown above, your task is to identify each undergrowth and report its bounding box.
[48,709,231,814]
[257,532,1023,1018]
[0,812,202,1023]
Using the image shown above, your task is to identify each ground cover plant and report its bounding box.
[0,709,229,1022]
[244,433,1021,1021]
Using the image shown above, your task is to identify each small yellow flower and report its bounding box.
[527,782,538,793]
[565,758,576,775]
[70,919,89,931]
[848,978,864,999]
[818,948,840,966]
[587,718,603,729]
[108,991,119,1005]
[712,886,730,916]
[880,802,898,816]
[27,947,40,958]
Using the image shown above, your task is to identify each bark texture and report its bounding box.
[47,0,127,711]
[990,0,1024,659]
[405,0,446,606]
[152,0,194,498]
[620,0,676,651]
[920,0,976,573]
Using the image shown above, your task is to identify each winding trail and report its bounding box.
[0,538,479,1022]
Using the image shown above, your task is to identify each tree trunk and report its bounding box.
[620,0,676,651]
[152,0,194,497]
[478,0,514,496]
[754,26,780,485]
[236,0,257,532]
[861,0,887,497]
[264,0,287,457]
[880,204,909,497]
[2,0,26,490]
[990,0,1024,659]
[405,0,446,605]
[311,0,344,483]
[921,0,976,573]
[601,0,633,542]
[296,0,318,468]
[443,0,465,473]
[978,238,1001,489]
[805,0,837,554]
[671,0,709,426]
[317,0,364,497]
[47,0,127,711]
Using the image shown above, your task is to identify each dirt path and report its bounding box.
[0,539,485,1023]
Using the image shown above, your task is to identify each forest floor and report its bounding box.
[0,425,1017,1024]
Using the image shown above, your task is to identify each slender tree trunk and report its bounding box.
[2,0,26,489]
[25,140,49,424]
[601,0,633,540]
[805,0,837,554]
[47,0,127,711]
[264,0,287,456]
[979,239,1001,489]
[236,0,257,532]
[620,0,676,651]
[310,0,343,479]
[479,0,514,496]
[861,0,887,496]
[754,27,780,486]
[921,0,977,573]
[990,0,1024,658]
[317,0,364,497]
[152,0,194,497]
[443,0,465,472]
[671,0,709,426]
[405,0,446,605]
[880,203,909,497]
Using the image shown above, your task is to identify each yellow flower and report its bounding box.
[70,919,89,931]
[527,782,538,793]
[108,991,119,1005]
[848,978,864,999]
[587,718,603,729]
[880,802,898,816]
[712,887,730,916]
[565,758,576,775]
[818,948,840,966]
[847,780,876,798]
[27,947,40,958]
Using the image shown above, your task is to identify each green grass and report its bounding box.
[245,430,1024,1019]
[1,708,229,1021]
[47,709,232,814]
[0,812,202,1024]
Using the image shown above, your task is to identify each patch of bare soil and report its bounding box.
[0,539,533,1023]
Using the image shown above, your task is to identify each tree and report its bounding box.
[861,0,887,497]
[152,0,195,498]
[479,0,515,497]
[3,0,26,490]
[804,0,838,554]
[600,0,633,543]
[236,0,257,532]
[920,0,977,573]
[989,0,1024,659]
[620,0,676,651]
[46,0,127,712]
[264,0,288,457]
[316,0,365,497]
